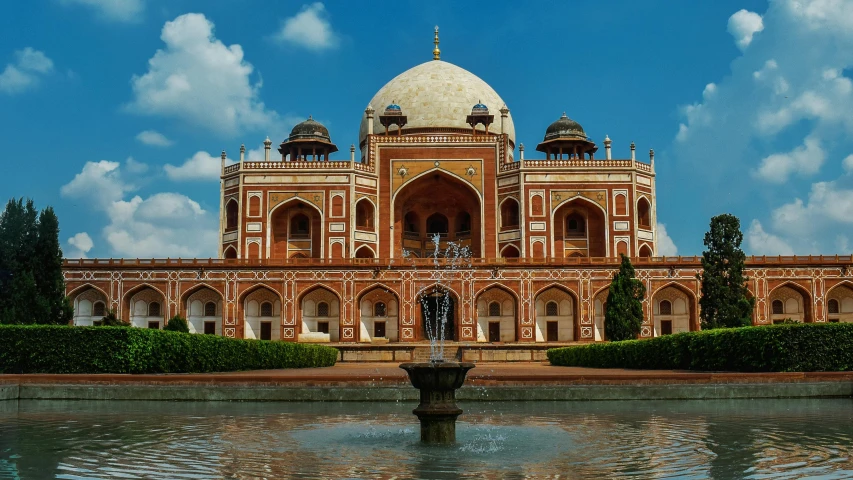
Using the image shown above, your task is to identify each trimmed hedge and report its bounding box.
[547,323,853,372]
[0,325,338,374]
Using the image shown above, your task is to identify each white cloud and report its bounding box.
[124,156,148,174]
[60,160,133,208]
[127,13,279,136]
[0,48,54,94]
[655,223,678,256]
[746,220,794,255]
[753,135,825,183]
[843,154,853,174]
[164,151,228,181]
[61,159,218,258]
[728,9,764,50]
[274,3,338,50]
[136,130,173,147]
[66,232,94,259]
[60,0,144,23]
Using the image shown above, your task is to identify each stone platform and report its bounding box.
[332,342,576,362]
[2,364,853,402]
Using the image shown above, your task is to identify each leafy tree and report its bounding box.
[698,214,755,329]
[99,310,129,327]
[0,199,72,324]
[164,315,190,333]
[604,254,646,341]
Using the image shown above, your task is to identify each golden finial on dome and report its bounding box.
[433,26,440,61]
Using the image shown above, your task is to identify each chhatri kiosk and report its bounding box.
[63,29,853,352]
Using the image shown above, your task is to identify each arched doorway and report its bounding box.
[70,286,109,326]
[475,287,517,342]
[826,284,853,323]
[769,283,811,323]
[553,198,606,257]
[358,286,399,342]
[242,286,281,340]
[394,171,482,257]
[300,287,341,342]
[270,200,322,259]
[652,285,696,335]
[418,287,457,342]
[354,246,375,259]
[126,286,166,329]
[185,286,223,335]
[534,287,576,342]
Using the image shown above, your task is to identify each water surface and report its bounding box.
[1,398,853,479]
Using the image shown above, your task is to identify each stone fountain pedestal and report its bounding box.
[399,362,475,444]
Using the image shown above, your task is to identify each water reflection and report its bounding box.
[0,399,852,479]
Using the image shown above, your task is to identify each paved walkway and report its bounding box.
[4,363,853,387]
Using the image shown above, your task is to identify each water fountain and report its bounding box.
[400,234,475,444]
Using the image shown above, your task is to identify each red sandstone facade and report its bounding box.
[62,43,853,343]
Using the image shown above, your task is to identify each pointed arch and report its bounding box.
[499,196,520,230]
[533,283,580,342]
[651,281,698,335]
[638,244,653,258]
[225,198,239,231]
[768,281,813,323]
[637,195,652,229]
[182,283,224,335]
[68,284,110,327]
[268,197,325,260]
[355,197,376,231]
[223,245,237,259]
[299,284,343,342]
[474,284,518,343]
[826,281,853,322]
[124,283,167,329]
[415,282,461,342]
[354,245,376,259]
[551,195,608,258]
[357,284,401,342]
[500,244,520,259]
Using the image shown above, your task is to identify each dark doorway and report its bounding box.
[374,321,386,338]
[204,321,216,335]
[147,321,159,329]
[317,321,330,334]
[260,322,272,340]
[420,290,456,341]
[546,321,558,342]
[660,320,672,336]
[488,322,501,342]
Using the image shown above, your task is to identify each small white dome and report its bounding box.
[359,60,515,146]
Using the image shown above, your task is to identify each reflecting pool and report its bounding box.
[2,398,853,479]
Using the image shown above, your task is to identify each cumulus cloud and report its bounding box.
[66,232,94,259]
[136,130,173,147]
[746,220,794,255]
[753,135,825,183]
[728,9,764,50]
[0,48,54,94]
[61,159,218,258]
[273,3,338,50]
[60,0,144,23]
[127,13,279,136]
[843,154,853,174]
[655,223,678,256]
[164,151,230,181]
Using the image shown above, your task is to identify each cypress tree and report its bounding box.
[604,254,646,341]
[0,199,71,324]
[35,207,72,324]
[698,214,755,329]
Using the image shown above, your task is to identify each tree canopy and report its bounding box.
[0,199,72,325]
[604,254,646,341]
[698,213,754,329]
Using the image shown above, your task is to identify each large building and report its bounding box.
[64,31,853,346]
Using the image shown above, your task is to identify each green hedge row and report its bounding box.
[547,323,853,372]
[0,325,338,374]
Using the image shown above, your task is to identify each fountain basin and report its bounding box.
[399,361,475,444]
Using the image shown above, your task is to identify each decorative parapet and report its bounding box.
[498,158,653,173]
[222,160,376,175]
[62,255,853,269]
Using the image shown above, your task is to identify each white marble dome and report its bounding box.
[359,60,515,146]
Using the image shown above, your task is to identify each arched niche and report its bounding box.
[475,287,516,343]
[185,286,223,335]
[553,198,606,257]
[242,286,281,340]
[300,287,341,342]
[71,286,109,326]
[358,286,399,342]
[127,286,166,329]
[769,283,812,323]
[652,285,696,336]
[534,286,576,342]
[827,284,853,323]
[270,200,322,259]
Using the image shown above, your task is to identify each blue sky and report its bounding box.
[2,0,851,258]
